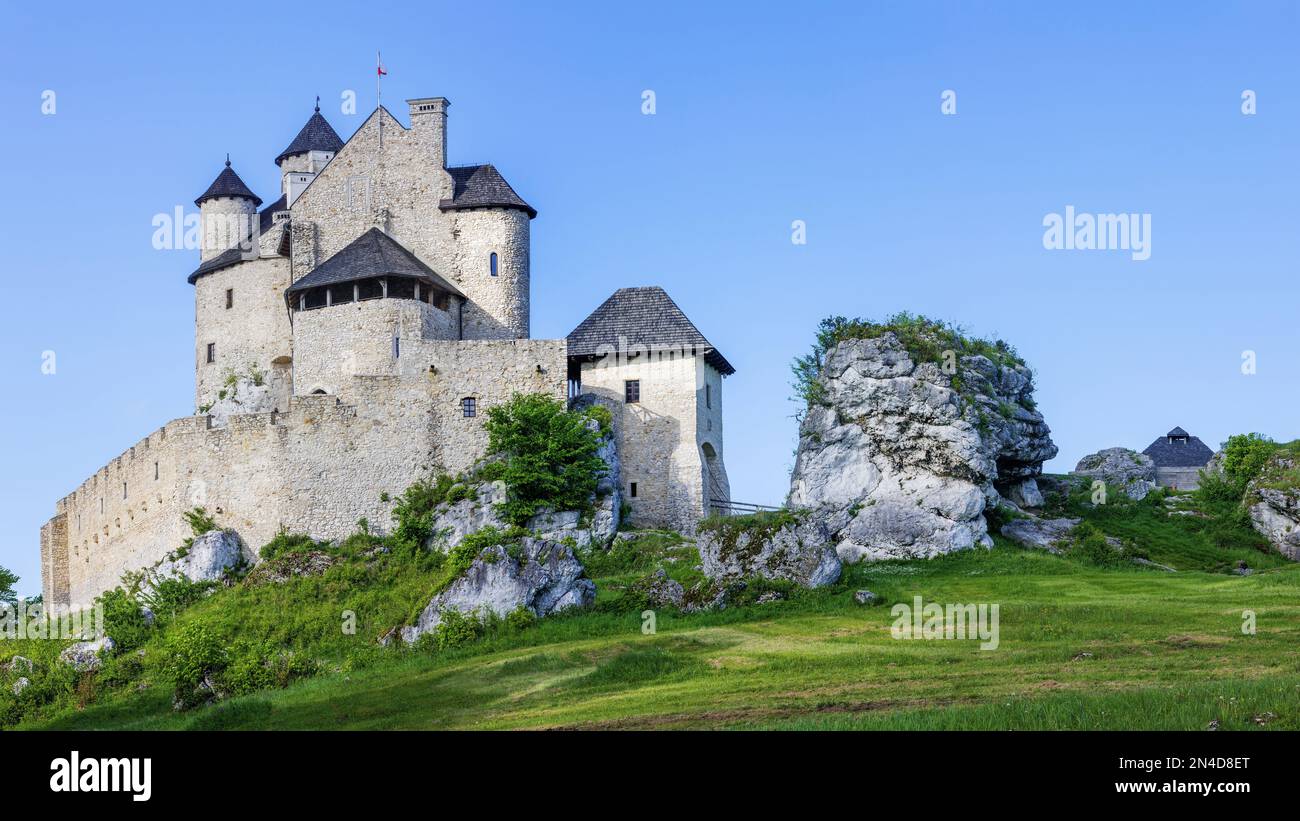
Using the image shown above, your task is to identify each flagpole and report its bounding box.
[377,50,383,150]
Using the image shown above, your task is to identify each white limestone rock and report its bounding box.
[789,333,1057,562]
[401,537,595,644]
[59,636,117,672]
[1247,488,1300,561]
[1071,447,1158,501]
[697,512,842,588]
[156,530,250,583]
[1000,517,1081,553]
[632,569,685,608]
[12,677,31,695]
[425,480,511,550]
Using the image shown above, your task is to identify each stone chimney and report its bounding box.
[406,97,449,169]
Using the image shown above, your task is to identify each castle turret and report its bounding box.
[276,100,344,207]
[196,157,262,262]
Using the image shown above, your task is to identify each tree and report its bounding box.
[0,565,18,605]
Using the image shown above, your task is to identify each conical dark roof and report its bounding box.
[567,286,734,374]
[440,164,536,218]
[286,228,464,298]
[1167,426,1190,437]
[195,158,262,207]
[275,105,345,166]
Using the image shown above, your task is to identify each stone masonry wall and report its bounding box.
[216,106,523,335]
[291,298,461,397]
[287,106,529,341]
[578,350,717,532]
[194,252,293,411]
[43,338,568,610]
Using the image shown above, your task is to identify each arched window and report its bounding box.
[489,252,498,277]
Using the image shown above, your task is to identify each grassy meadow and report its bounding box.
[5,480,1299,731]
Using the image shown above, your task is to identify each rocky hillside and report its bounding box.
[789,315,1056,561]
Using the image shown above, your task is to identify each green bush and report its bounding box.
[432,608,483,651]
[160,624,227,706]
[95,588,153,653]
[137,575,215,620]
[222,641,316,696]
[482,393,607,525]
[1220,433,1274,484]
[259,528,321,561]
[582,403,613,436]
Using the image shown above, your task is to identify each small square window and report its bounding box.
[630,482,638,498]
[206,343,216,364]
[625,380,640,403]
[462,397,477,417]
[225,288,233,309]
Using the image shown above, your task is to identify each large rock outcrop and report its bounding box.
[789,331,1056,562]
[1246,454,1300,561]
[697,511,842,587]
[1071,447,1158,501]
[401,538,595,644]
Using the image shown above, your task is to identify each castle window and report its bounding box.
[393,336,400,359]
[388,278,416,300]
[206,343,216,364]
[433,291,450,311]
[706,384,712,409]
[357,278,383,301]
[154,462,159,480]
[226,289,234,309]
[490,252,498,276]
[329,284,354,305]
[122,482,127,499]
[625,380,640,403]
[462,397,477,418]
[303,287,327,310]
[630,482,638,498]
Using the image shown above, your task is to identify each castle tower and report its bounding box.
[276,99,344,207]
[196,157,262,262]
[406,99,534,340]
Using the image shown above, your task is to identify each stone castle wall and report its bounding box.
[43,338,567,611]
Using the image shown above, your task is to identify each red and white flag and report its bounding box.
[377,52,387,77]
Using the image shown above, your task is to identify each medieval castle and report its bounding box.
[40,96,734,611]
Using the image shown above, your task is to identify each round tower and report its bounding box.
[195,156,262,262]
[441,163,535,340]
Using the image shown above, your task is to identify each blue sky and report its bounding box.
[1,1,1297,595]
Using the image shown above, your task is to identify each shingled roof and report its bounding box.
[440,164,536,218]
[195,158,263,207]
[567,286,735,375]
[275,106,345,166]
[186,195,288,284]
[285,228,464,298]
[1142,427,1214,468]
